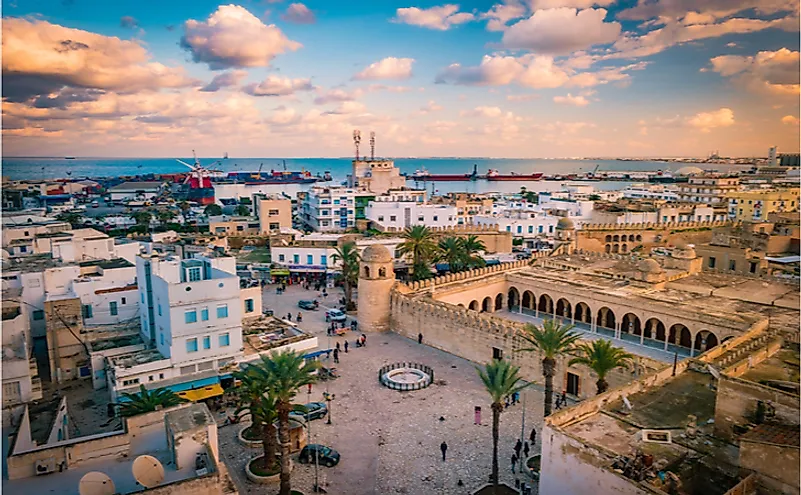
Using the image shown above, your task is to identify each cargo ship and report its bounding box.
[408,164,478,181]
[485,169,544,181]
[223,170,318,184]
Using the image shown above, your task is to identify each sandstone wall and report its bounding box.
[713,374,800,441]
[739,441,800,494]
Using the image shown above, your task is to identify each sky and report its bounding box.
[2,0,799,158]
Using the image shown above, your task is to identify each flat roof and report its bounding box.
[77,258,134,269]
[740,348,800,389]
[108,181,164,191]
[740,423,800,447]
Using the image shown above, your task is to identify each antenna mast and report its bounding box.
[369,131,375,160]
[353,130,361,160]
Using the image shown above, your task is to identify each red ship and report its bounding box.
[176,151,216,205]
[485,169,544,181]
[408,164,479,181]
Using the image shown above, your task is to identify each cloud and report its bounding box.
[782,115,800,125]
[618,0,797,22]
[506,94,539,101]
[460,106,505,118]
[120,16,138,29]
[243,75,314,96]
[480,1,527,31]
[2,17,195,102]
[366,84,414,93]
[32,88,105,109]
[323,101,367,115]
[180,5,301,70]
[200,70,248,92]
[394,4,475,30]
[708,48,800,96]
[502,8,621,54]
[313,87,363,105]
[687,108,734,132]
[553,93,590,106]
[419,100,443,114]
[354,57,415,80]
[530,0,616,7]
[282,3,316,24]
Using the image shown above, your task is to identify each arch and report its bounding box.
[574,302,592,324]
[596,307,616,329]
[378,267,386,277]
[721,336,735,343]
[482,296,492,313]
[636,234,642,241]
[694,330,718,352]
[613,235,620,242]
[556,298,572,319]
[508,287,520,308]
[605,244,611,253]
[458,303,466,308]
[495,293,504,311]
[621,244,628,253]
[469,300,479,311]
[644,318,665,340]
[364,266,371,277]
[629,234,636,242]
[621,313,641,335]
[605,235,612,242]
[522,291,535,309]
[538,294,553,313]
[612,244,619,253]
[668,324,690,347]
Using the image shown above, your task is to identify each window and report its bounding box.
[528,226,533,233]
[279,254,285,262]
[418,216,424,222]
[82,305,93,319]
[19,246,27,253]
[203,336,211,350]
[750,262,757,274]
[433,216,438,222]
[307,254,314,265]
[492,347,503,360]
[185,310,197,323]
[219,333,230,347]
[160,333,164,345]
[110,302,118,316]
[159,373,164,379]
[33,310,44,321]
[158,304,162,316]
[188,267,202,282]
[217,305,228,318]
[378,216,384,222]
[549,226,554,233]
[186,338,198,353]
[293,254,300,264]
[538,226,543,234]
[708,257,716,269]
[141,293,145,303]
[245,299,254,313]
[320,255,327,265]
[269,223,279,230]
[268,209,279,216]
[390,215,396,222]
[201,307,209,321]
[729,260,736,271]
[180,365,196,375]
[517,226,522,234]
[148,375,154,382]
[506,226,511,232]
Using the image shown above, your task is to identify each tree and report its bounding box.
[437,236,465,272]
[256,351,319,495]
[398,225,437,281]
[235,204,251,216]
[234,366,280,471]
[332,241,360,311]
[156,209,176,226]
[461,235,487,269]
[568,340,634,395]
[524,191,538,204]
[56,211,84,228]
[204,204,223,216]
[131,210,152,226]
[116,385,186,417]
[477,359,527,487]
[518,319,582,417]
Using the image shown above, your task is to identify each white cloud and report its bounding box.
[502,8,621,54]
[553,93,590,106]
[354,57,415,80]
[687,108,735,132]
[394,4,475,30]
[200,70,248,92]
[282,3,316,24]
[419,100,444,114]
[618,0,797,22]
[782,115,800,125]
[480,1,527,31]
[313,87,363,105]
[180,5,301,70]
[366,84,414,93]
[242,75,314,96]
[506,94,539,101]
[529,0,615,8]
[708,48,800,96]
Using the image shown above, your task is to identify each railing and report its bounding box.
[378,362,434,391]
[722,473,757,495]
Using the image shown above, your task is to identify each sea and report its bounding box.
[1,156,751,195]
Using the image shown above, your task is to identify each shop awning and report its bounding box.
[177,383,224,402]
[271,269,291,276]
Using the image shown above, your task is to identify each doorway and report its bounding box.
[492,347,503,360]
[566,372,580,396]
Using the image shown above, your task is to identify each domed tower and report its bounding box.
[357,244,395,333]
[636,258,666,284]
[555,217,576,254]
[665,239,702,274]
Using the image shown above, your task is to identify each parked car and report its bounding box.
[326,309,347,322]
[291,401,328,421]
[298,444,340,467]
[298,300,319,310]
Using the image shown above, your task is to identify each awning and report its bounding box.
[271,269,291,276]
[304,349,332,359]
[177,383,224,402]
[117,375,222,403]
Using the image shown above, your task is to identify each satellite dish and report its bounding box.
[132,455,165,488]
[79,471,116,495]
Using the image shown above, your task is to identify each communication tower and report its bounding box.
[370,131,376,160]
[353,130,362,160]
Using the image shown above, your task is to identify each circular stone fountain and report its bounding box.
[379,363,433,391]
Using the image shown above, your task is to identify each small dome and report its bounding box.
[638,258,663,273]
[672,244,697,260]
[361,244,392,263]
[676,166,704,176]
[556,218,575,230]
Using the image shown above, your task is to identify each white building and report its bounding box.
[474,210,560,245]
[108,181,165,203]
[622,183,679,201]
[365,200,457,229]
[300,186,366,232]
[349,157,406,195]
[2,292,43,406]
[271,234,405,274]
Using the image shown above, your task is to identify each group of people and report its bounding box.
[554,390,569,410]
[510,438,532,474]
[504,391,521,409]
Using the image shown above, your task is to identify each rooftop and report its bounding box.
[108,181,165,191]
[740,423,800,447]
[165,402,215,433]
[242,315,311,356]
[3,254,63,272]
[739,348,800,393]
[109,348,168,369]
[77,257,134,269]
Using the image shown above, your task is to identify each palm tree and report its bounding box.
[234,367,280,472]
[131,210,152,227]
[477,359,527,487]
[332,241,360,310]
[461,235,487,269]
[257,351,318,495]
[398,225,437,281]
[156,209,176,226]
[56,211,84,228]
[518,319,582,417]
[204,203,223,216]
[437,236,465,272]
[116,385,186,417]
[235,204,251,216]
[568,340,634,395]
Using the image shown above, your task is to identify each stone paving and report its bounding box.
[218,285,543,494]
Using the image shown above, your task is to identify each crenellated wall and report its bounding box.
[580,220,734,231]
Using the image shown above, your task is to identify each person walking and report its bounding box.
[523,441,530,459]
[561,390,568,406]
[418,333,423,344]
[333,348,340,364]
[286,313,292,321]
[297,312,302,322]
[514,439,522,459]
[361,334,367,346]
[344,340,349,353]
[511,453,518,473]
[440,441,448,461]
[336,342,341,352]
[529,428,537,445]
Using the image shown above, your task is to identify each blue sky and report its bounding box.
[2,0,799,157]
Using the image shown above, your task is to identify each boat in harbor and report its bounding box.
[409,164,479,181]
[485,169,544,181]
[223,170,318,184]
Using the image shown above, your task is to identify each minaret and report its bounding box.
[357,244,395,332]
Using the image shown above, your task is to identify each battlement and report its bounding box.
[398,259,535,292]
[580,220,734,231]
[374,223,501,234]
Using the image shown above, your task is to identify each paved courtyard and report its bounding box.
[219,285,543,494]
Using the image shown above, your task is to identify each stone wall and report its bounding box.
[45,297,87,382]
[713,374,800,441]
[739,441,799,494]
[577,220,729,254]
[371,223,514,253]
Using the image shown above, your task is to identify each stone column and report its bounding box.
[640,321,648,345]
[664,328,670,351]
[615,321,621,339]
[690,335,695,357]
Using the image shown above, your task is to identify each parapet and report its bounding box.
[579,220,734,231]
[398,259,531,292]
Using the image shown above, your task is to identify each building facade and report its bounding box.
[727,188,800,222]
[365,200,457,230]
[678,175,740,204]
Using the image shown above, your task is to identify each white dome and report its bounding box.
[676,166,704,176]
